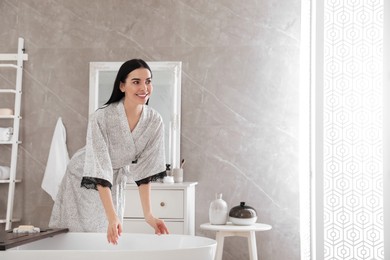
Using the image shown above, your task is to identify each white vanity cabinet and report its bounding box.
[123,182,197,235]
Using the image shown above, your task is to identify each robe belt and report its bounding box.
[111,167,130,221]
[114,166,129,185]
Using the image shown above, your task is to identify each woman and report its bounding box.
[49,59,169,244]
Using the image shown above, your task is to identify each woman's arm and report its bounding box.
[138,183,169,235]
[97,185,122,244]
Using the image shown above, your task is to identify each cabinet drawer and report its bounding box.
[123,219,184,234]
[124,189,184,218]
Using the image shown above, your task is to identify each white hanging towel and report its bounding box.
[0,166,10,180]
[41,117,70,201]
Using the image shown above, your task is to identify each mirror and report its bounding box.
[89,61,181,169]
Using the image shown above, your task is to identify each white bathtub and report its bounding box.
[2,232,216,260]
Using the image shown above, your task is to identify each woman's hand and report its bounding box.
[107,215,123,244]
[138,183,169,235]
[145,214,169,235]
[97,184,122,244]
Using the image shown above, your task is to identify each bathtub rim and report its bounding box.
[6,232,217,252]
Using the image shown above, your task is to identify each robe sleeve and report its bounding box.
[131,113,166,182]
[81,112,114,189]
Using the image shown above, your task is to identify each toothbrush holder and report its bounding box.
[172,168,183,183]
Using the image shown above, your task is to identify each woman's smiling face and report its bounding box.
[120,68,153,105]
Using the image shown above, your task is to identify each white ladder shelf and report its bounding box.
[0,37,28,230]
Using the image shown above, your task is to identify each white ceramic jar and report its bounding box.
[209,193,228,225]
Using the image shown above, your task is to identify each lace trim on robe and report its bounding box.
[135,171,166,186]
[81,177,112,190]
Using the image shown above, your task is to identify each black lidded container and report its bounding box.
[229,202,257,225]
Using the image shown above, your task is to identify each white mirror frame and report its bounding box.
[89,61,181,169]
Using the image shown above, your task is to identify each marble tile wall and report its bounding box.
[0,0,301,259]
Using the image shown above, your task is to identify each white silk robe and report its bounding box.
[49,99,166,232]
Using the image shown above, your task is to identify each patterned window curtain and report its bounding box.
[322,1,383,259]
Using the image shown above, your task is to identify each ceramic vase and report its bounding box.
[209,193,228,225]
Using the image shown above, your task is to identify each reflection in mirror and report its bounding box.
[89,61,181,169]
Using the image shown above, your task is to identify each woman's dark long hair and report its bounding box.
[104,59,152,106]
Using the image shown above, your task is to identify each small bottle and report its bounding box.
[163,164,174,184]
[209,193,228,225]
[166,164,171,177]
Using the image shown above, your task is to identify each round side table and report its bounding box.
[200,222,272,260]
